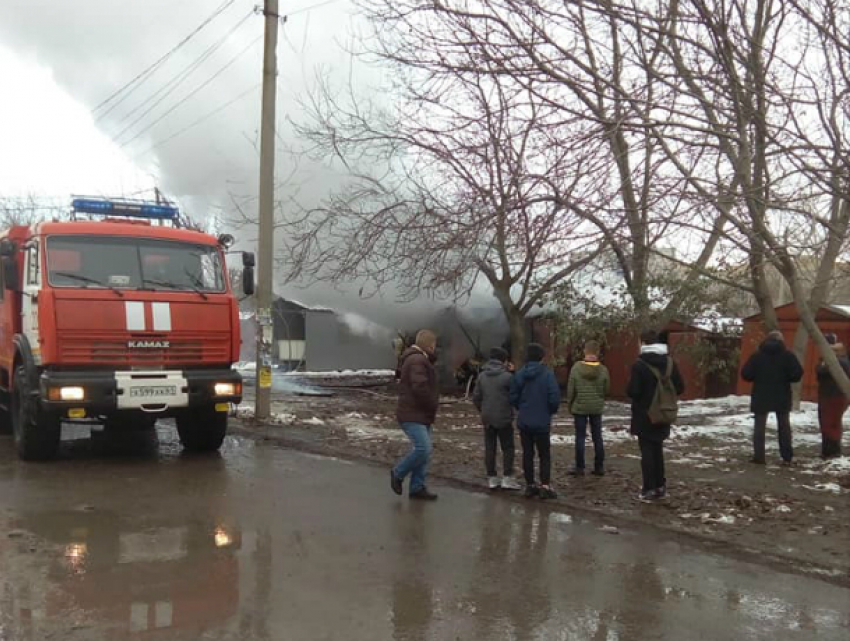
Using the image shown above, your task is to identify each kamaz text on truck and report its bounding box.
[0,197,255,460]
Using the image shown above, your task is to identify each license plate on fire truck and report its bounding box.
[129,385,178,398]
[116,371,189,410]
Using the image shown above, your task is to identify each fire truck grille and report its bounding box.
[59,337,231,365]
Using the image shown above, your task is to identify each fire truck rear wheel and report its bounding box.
[176,408,227,453]
[12,366,61,461]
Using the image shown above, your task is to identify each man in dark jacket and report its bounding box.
[741,330,804,465]
[391,330,440,500]
[473,347,521,490]
[627,330,685,502]
[816,343,849,459]
[509,343,561,499]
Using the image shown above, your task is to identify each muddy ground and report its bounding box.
[236,377,850,584]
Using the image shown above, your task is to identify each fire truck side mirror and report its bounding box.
[242,267,255,297]
[241,252,256,296]
[0,240,19,291]
[2,256,19,292]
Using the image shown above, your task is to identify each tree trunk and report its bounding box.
[789,198,848,407]
[749,243,778,330]
[490,282,528,368]
[507,308,527,369]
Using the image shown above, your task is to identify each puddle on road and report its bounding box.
[0,439,848,640]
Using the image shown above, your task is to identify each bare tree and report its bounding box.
[286,55,610,361]
[635,0,850,392]
[0,195,56,227]
[355,0,729,326]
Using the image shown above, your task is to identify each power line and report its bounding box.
[93,0,236,119]
[111,9,255,139]
[135,83,261,158]
[119,33,262,148]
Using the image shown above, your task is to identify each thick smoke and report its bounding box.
[0,0,507,331]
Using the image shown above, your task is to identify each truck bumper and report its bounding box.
[39,369,243,416]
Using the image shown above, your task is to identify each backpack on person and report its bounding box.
[641,360,679,425]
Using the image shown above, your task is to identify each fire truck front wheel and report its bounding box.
[176,408,227,453]
[12,366,61,461]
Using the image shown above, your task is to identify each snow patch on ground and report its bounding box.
[340,414,406,442]
[282,369,395,378]
[235,407,296,426]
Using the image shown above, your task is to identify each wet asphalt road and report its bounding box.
[0,425,848,640]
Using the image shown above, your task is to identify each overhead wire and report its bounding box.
[93,0,236,120]
[111,9,255,140]
[127,0,349,158]
[119,33,263,148]
[135,83,261,158]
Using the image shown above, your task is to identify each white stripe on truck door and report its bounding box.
[125,301,146,331]
[152,302,172,331]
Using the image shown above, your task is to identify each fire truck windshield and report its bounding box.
[46,236,226,293]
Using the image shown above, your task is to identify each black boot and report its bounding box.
[410,487,438,501]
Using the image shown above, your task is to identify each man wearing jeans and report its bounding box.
[390,330,440,500]
[741,330,804,465]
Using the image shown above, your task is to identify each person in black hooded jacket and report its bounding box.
[627,330,685,502]
[740,330,804,465]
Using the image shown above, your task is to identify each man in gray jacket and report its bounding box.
[473,347,522,490]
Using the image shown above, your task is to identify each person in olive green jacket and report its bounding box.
[566,340,610,476]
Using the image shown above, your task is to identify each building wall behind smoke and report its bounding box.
[304,310,396,371]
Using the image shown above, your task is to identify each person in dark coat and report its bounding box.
[391,330,440,500]
[509,343,561,499]
[473,347,521,490]
[816,342,850,459]
[740,330,804,465]
[627,330,685,502]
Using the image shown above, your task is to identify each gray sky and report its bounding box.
[0,0,362,203]
[0,0,478,328]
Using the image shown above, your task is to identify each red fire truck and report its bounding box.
[0,197,253,460]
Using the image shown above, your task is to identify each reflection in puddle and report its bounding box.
[64,542,88,573]
[1,510,242,639]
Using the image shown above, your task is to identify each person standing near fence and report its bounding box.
[627,330,685,503]
[816,342,850,459]
[566,340,610,477]
[740,330,804,466]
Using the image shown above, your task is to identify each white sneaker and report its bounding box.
[501,476,522,491]
[488,477,501,490]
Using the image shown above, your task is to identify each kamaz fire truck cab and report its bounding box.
[0,197,253,460]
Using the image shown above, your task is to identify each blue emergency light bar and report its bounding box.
[71,197,179,220]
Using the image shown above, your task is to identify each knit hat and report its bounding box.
[526,343,545,363]
[489,347,509,362]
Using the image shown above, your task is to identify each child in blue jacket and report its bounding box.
[510,343,561,499]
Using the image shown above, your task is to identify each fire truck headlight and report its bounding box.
[214,526,233,548]
[50,386,85,402]
[214,382,240,397]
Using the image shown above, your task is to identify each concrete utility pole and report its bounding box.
[255,0,279,420]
